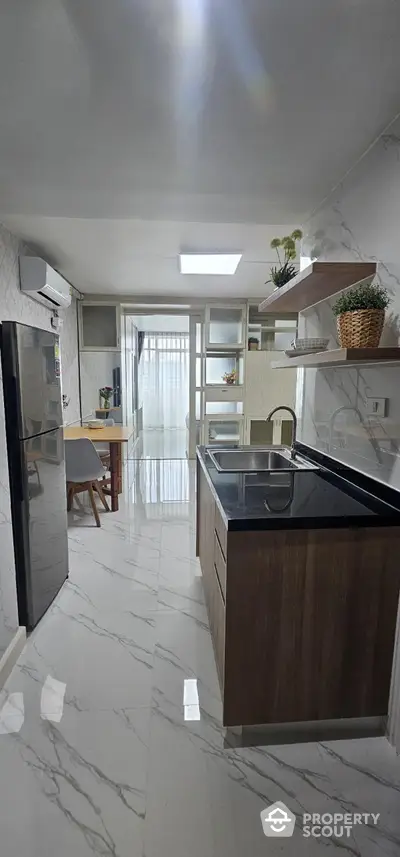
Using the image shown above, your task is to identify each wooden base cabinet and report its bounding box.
[197,460,400,727]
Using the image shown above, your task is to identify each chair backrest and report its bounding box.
[65,438,105,483]
[103,418,115,426]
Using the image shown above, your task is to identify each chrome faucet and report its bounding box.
[266,406,297,459]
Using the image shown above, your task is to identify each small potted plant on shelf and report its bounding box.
[332,282,390,348]
[267,229,303,289]
[99,386,114,409]
[248,336,260,351]
[222,370,238,385]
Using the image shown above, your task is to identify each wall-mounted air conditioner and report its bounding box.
[19,256,72,310]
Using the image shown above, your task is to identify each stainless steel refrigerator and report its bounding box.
[1,322,69,630]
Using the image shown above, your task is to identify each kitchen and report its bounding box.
[1,227,400,856]
[1,1,400,851]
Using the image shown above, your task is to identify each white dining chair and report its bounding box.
[65,438,110,527]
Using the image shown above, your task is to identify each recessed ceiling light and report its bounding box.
[179,254,242,275]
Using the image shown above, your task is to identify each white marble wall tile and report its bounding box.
[299,114,400,488]
[297,118,400,751]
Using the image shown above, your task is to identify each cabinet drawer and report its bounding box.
[207,565,226,689]
[214,533,226,602]
[206,385,243,402]
[214,504,227,559]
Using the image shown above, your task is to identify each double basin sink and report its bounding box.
[208,446,318,473]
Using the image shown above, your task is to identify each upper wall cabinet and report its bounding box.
[79,302,121,351]
[205,304,246,349]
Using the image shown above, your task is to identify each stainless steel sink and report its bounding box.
[207,446,318,473]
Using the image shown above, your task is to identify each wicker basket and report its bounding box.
[337,309,385,348]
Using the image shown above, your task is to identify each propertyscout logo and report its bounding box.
[260,802,296,837]
[261,802,380,839]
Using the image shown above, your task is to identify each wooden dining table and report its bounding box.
[64,425,131,511]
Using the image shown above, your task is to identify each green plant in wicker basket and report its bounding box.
[332,282,390,316]
[267,229,303,288]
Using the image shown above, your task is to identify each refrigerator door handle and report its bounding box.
[8,371,19,424]
[9,376,25,502]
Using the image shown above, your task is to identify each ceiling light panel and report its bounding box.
[179,254,242,275]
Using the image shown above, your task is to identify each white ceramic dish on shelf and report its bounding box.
[285,347,328,358]
[292,338,329,350]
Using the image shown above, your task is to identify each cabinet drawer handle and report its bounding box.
[213,563,225,602]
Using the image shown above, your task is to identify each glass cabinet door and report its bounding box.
[205,305,246,349]
[80,303,120,351]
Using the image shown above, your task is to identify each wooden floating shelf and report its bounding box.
[258,261,377,313]
[272,347,400,369]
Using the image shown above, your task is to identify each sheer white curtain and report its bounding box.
[140,333,189,429]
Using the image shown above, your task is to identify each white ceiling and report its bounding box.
[1,0,400,296]
[3,216,297,298]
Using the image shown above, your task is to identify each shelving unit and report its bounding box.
[247,306,298,351]
[271,347,400,369]
[243,304,298,445]
[200,304,247,445]
[205,350,244,386]
[258,262,377,313]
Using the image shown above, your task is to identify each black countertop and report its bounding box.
[197,446,400,531]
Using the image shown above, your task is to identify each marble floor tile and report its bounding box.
[68,533,161,586]
[152,608,221,719]
[156,582,207,619]
[158,553,202,591]
[143,705,215,857]
[0,705,148,857]
[66,559,159,613]
[1,457,400,856]
[10,595,156,712]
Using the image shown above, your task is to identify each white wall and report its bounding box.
[80,351,120,419]
[297,115,400,752]
[0,222,80,659]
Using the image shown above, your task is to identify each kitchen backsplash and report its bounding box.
[298,113,400,490]
[0,222,80,658]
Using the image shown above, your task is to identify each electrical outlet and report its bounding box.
[365,397,387,418]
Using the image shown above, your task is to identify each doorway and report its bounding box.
[127,314,193,460]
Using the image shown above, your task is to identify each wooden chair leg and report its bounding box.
[88,483,101,527]
[94,480,110,512]
[67,483,74,512]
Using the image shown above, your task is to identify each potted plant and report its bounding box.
[222,370,237,385]
[99,386,114,409]
[332,282,390,348]
[248,336,260,351]
[267,229,303,289]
